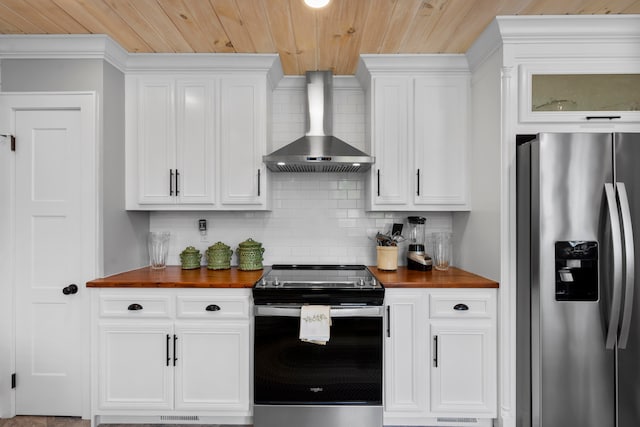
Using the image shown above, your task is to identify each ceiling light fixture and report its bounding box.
[304,0,330,8]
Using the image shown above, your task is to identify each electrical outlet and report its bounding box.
[198,219,208,242]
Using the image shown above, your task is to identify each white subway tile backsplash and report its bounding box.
[150,77,452,267]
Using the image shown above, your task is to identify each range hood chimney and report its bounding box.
[263,70,374,173]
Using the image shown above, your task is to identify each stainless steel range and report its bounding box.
[252,265,384,427]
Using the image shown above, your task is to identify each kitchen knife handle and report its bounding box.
[617,182,635,349]
[169,169,174,196]
[604,183,623,350]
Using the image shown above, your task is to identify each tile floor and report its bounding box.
[0,418,249,427]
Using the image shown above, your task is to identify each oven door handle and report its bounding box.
[254,306,384,317]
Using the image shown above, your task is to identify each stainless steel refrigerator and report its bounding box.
[517,132,640,427]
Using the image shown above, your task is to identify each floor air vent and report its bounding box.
[159,415,200,421]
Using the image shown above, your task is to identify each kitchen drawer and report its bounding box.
[176,294,250,320]
[99,294,173,318]
[429,293,493,319]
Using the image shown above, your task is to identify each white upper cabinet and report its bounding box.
[219,76,267,206]
[413,75,469,207]
[519,65,640,124]
[133,77,215,207]
[357,55,471,211]
[125,55,281,211]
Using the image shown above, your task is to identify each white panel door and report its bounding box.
[175,79,216,205]
[429,320,496,415]
[14,109,83,415]
[98,323,174,410]
[413,76,469,208]
[370,77,410,208]
[219,76,265,206]
[384,291,428,417]
[174,323,250,412]
[137,79,176,205]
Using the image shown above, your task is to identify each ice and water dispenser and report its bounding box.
[555,241,599,301]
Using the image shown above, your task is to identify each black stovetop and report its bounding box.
[252,264,384,306]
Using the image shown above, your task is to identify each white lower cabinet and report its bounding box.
[93,289,252,425]
[384,289,497,426]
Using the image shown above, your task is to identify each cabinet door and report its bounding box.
[136,78,176,205]
[219,76,266,207]
[174,322,250,412]
[414,76,469,209]
[384,291,428,417]
[98,322,174,410]
[370,77,410,209]
[429,320,496,416]
[175,79,216,205]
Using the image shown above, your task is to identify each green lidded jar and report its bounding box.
[179,246,202,270]
[206,242,233,270]
[236,238,265,271]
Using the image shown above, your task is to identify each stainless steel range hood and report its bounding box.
[264,70,374,173]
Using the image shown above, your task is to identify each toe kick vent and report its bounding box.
[160,415,200,421]
[437,417,479,423]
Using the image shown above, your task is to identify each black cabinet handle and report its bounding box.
[127,303,143,311]
[206,304,221,312]
[166,334,171,366]
[454,303,469,311]
[173,335,178,366]
[386,306,391,338]
[62,284,78,295]
[433,335,439,367]
[416,169,421,196]
[586,116,621,120]
[377,169,381,197]
[257,169,261,196]
[169,169,174,196]
[175,169,180,196]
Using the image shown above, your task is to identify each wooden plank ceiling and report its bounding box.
[0,0,639,75]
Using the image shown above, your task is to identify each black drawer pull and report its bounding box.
[206,304,221,312]
[453,303,469,311]
[128,303,143,311]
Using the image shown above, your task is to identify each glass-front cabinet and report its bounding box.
[519,64,640,123]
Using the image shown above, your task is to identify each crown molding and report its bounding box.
[0,34,283,82]
[466,14,640,71]
[0,34,129,71]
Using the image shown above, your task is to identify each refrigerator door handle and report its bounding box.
[605,183,624,350]
[617,182,635,349]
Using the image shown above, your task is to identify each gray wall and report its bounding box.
[1,58,149,275]
[101,61,149,274]
[452,51,502,282]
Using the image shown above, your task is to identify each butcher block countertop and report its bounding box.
[368,266,498,288]
[86,266,267,288]
[87,265,497,289]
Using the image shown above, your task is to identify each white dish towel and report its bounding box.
[299,305,332,345]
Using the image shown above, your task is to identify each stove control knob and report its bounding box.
[274,277,280,287]
[260,279,267,287]
[359,278,365,287]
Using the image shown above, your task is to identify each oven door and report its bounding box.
[254,306,383,405]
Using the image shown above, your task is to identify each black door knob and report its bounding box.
[62,284,78,295]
